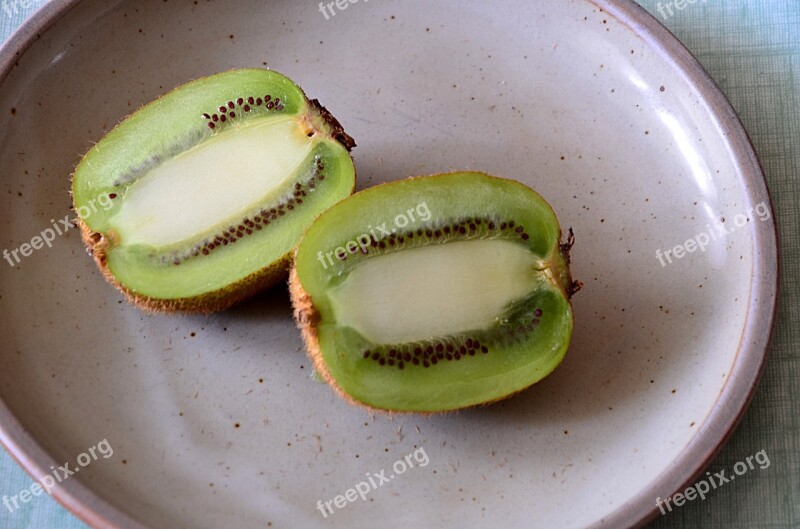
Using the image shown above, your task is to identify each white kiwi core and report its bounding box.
[111,117,313,248]
[327,239,541,344]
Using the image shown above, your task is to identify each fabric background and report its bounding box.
[0,1,797,527]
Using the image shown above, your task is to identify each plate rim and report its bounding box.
[0,1,780,528]
[585,1,779,527]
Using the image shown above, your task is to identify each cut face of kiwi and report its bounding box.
[290,172,580,412]
[72,69,356,313]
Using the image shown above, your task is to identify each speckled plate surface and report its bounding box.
[0,1,778,528]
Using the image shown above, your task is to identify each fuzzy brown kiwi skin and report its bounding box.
[288,228,581,415]
[71,74,356,314]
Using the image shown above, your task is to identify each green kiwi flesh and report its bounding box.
[72,69,356,313]
[290,172,580,412]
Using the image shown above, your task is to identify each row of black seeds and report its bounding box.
[362,308,545,369]
[362,337,489,370]
[203,94,285,130]
[335,216,531,262]
[161,158,325,266]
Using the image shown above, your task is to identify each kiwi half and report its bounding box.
[72,69,356,313]
[290,172,580,413]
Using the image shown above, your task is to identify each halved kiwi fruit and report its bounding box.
[72,69,356,313]
[290,172,580,412]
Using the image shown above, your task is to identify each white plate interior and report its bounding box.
[0,0,770,528]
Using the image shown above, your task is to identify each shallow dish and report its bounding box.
[0,1,778,528]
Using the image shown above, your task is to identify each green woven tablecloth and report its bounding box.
[0,1,797,528]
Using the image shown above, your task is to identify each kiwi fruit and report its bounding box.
[72,69,356,313]
[290,172,581,413]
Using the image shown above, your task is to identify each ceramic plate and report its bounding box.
[0,1,778,528]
